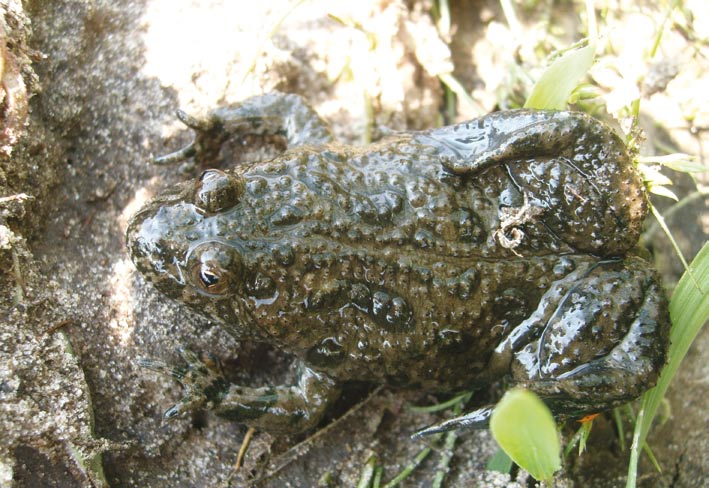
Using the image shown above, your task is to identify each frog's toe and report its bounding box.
[412,406,494,439]
[175,109,214,132]
[153,142,196,165]
[163,395,206,420]
[140,348,230,418]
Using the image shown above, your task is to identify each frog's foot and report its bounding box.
[412,406,493,439]
[212,366,341,434]
[154,92,333,166]
[509,258,668,413]
[509,257,670,417]
[139,347,230,419]
[141,350,341,434]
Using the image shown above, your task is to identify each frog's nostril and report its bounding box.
[194,169,245,213]
[125,213,152,262]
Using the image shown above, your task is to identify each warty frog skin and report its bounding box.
[127,92,670,435]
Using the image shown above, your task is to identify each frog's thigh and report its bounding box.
[424,110,589,175]
[511,259,669,414]
[214,365,341,434]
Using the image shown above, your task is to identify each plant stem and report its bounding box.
[383,438,439,488]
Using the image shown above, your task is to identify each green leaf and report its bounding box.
[524,42,595,110]
[627,241,709,487]
[576,420,593,455]
[356,454,378,488]
[568,83,602,104]
[637,154,707,173]
[649,204,692,274]
[612,408,626,452]
[648,184,679,201]
[490,389,562,481]
[564,418,596,457]
[639,163,674,187]
[487,448,514,474]
[662,160,708,173]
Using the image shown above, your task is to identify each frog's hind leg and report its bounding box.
[413,257,670,438]
[510,257,670,417]
[155,92,334,166]
[140,348,341,434]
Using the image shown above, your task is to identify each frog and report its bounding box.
[127,92,670,436]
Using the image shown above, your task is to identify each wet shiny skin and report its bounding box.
[128,92,669,434]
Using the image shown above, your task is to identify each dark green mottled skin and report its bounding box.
[128,93,669,434]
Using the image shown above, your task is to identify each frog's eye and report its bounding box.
[187,242,242,296]
[194,169,245,213]
[193,261,230,294]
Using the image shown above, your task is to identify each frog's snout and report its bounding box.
[193,169,245,214]
[125,206,182,291]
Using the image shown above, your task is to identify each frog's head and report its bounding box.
[127,168,277,339]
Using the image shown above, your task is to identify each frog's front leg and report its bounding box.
[141,349,341,434]
[155,91,333,165]
[419,109,647,256]
[415,257,670,437]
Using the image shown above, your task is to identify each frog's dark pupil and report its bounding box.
[200,269,220,288]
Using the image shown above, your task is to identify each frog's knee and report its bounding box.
[539,259,665,373]
[511,258,669,411]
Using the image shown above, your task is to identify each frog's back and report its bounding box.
[239,139,603,391]
[128,95,668,433]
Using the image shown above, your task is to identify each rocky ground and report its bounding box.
[0,0,706,486]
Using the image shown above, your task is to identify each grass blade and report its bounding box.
[626,241,709,487]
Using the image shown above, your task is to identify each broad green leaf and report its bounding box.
[662,160,708,174]
[524,42,595,110]
[487,448,513,474]
[627,241,709,487]
[490,389,561,481]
